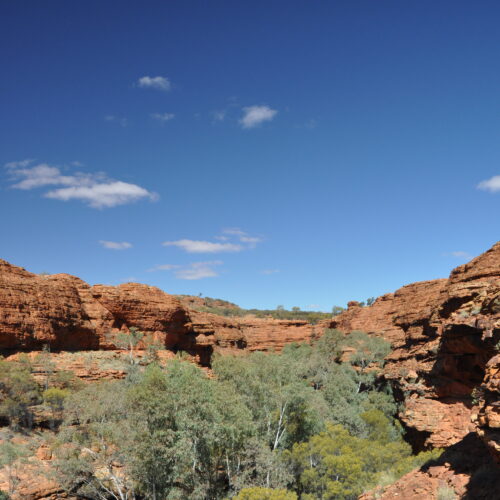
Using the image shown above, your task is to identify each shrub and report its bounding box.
[0,358,40,429]
[437,485,457,500]
[233,487,297,499]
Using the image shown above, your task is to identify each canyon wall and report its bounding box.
[330,242,500,498]
[0,259,315,365]
[1,242,500,498]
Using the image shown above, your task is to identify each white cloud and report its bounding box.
[261,269,280,275]
[223,228,246,236]
[8,163,96,190]
[6,161,158,209]
[148,264,181,272]
[5,159,34,169]
[222,228,262,247]
[240,236,262,246]
[104,115,128,127]
[46,181,157,208]
[239,105,277,129]
[162,239,243,253]
[151,112,175,122]
[477,175,500,193]
[99,240,132,250]
[137,76,171,91]
[149,261,222,280]
[175,261,222,280]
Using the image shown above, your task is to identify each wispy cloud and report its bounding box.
[305,119,317,129]
[163,229,262,254]
[104,115,128,127]
[5,161,158,208]
[5,159,34,169]
[240,236,262,246]
[137,76,171,91]
[239,105,277,129]
[176,261,222,280]
[261,269,280,275]
[212,110,226,122]
[151,112,175,122]
[444,251,472,259]
[222,228,262,247]
[162,239,243,253]
[223,228,246,236]
[149,261,222,280]
[148,264,181,271]
[99,240,132,250]
[477,175,500,193]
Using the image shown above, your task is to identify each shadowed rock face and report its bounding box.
[327,242,500,497]
[0,259,315,366]
[327,242,500,458]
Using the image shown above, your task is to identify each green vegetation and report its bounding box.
[0,329,441,499]
[233,488,298,499]
[437,485,458,500]
[0,357,40,429]
[0,441,29,495]
[49,330,438,498]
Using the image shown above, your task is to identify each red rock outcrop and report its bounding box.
[0,259,315,366]
[328,242,500,456]
[2,241,500,498]
[475,354,500,463]
[360,433,500,500]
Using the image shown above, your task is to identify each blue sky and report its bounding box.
[1,1,499,311]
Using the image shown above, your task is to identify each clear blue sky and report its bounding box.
[1,1,499,311]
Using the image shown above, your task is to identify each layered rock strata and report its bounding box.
[0,259,315,365]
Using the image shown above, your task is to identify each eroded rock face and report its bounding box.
[0,259,315,366]
[475,354,500,463]
[329,242,500,459]
[360,433,500,500]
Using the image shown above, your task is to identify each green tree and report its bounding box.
[213,352,326,453]
[0,358,40,429]
[43,387,70,428]
[0,441,29,495]
[107,327,144,366]
[127,361,254,499]
[55,381,135,500]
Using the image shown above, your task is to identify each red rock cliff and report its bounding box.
[328,243,500,456]
[0,259,315,365]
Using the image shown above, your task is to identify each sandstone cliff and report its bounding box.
[330,242,500,498]
[0,259,315,366]
[2,241,500,499]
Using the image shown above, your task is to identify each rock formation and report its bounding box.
[330,241,500,498]
[1,241,500,499]
[0,259,315,366]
